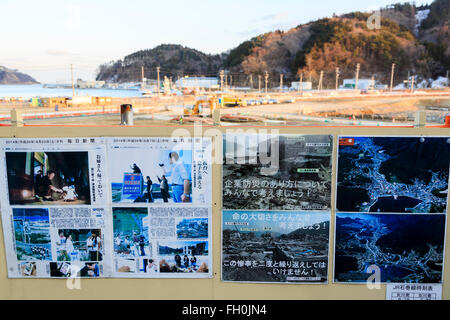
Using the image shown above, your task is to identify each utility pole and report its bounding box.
[298,72,303,94]
[390,63,395,92]
[258,75,262,93]
[249,74,253,90]
[335,67,340,91]
[156,66,160,97]
[219,70,224,91]
[355,63,360,91]
[318,71,323,91]
[70,64,75,97]
[264,71,269,94]
[279,74,283,92]
[141,66,145,86]
[225,73,228,91]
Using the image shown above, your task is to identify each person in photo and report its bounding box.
[157,175,169,202]
[37,170,64,201]
[160,152,190,203]
[65,234,74,260]
[146,176,153,203]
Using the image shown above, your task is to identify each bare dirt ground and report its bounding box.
[9,95,450,126]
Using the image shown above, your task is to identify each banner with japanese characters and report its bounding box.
[106,137,213,278]
[0,138,110,278]
[223,134,333,210]
[334,136,449,284]
[222,210,330,283]
[222,133,332,283]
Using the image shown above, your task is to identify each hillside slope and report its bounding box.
[0,66,38,84]
[96,1,449,85]
[96,44,223,82]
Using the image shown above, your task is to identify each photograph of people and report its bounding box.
[141,259,157,273]
[158,241,209,273]
[20,262,37,276]
[57,229,103,261]
[109,148,192,203]
[159,151,191,203]
[113,208,149,257]
[78,263,100,277]
[87,231,102,261]
[5,151,91,205]
[49,262,72,277]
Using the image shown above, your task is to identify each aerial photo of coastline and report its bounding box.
[334,213,445,283]
[337,136,450,213]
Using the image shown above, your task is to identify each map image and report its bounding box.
[223,134,333,210]
[337,136,450,213]
[334,213,445,283]
[222,210,330,283]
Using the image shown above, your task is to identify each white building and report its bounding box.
[175,77,219,89]
[76,79,105,89]
[290,81,312,90]
[341,78,375,90]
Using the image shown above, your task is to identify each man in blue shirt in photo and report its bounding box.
[160,151,191,203]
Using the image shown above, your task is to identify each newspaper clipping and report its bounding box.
[0,136,213,279]
[106,137,213,278]
[0,138,109,278]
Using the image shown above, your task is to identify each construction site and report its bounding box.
[1,87,449,127]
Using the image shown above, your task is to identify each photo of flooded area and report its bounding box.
[222,210,330,283]
[13,208,51,261]
[223,134,332,210]
[334,213,445,283]
[337,136,450,213]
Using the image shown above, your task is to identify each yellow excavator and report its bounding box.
[183,94,248,117]
[183,96,218,116]
[221,96,247,107]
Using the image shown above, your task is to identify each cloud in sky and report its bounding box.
[44,50,73,56]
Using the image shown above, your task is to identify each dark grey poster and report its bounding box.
[222,210,330,283]
[223,134,333,210]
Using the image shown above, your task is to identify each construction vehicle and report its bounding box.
[183,96,218,116]
[183,94,250,117]
[220,96,247,107]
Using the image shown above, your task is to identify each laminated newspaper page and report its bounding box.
[222,133,333,283]
[0,138,110,278]
[106,137,212,278]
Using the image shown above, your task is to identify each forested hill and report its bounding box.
[0,66,38,84]
[224,1,449,85]
[96,44,223,82]
[97,0,449,84]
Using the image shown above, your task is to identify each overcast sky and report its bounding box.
[0,0,432,83]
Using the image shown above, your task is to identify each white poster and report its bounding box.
[386,283,442,300]
[0,136,213,279]
[106,137,213,278]
[0,137,110,278]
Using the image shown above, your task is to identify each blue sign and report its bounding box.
[121,173,142,201]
